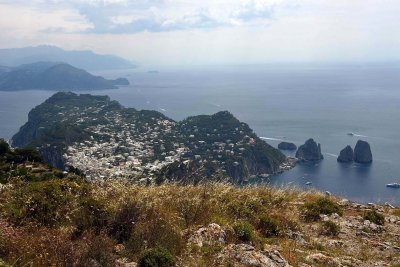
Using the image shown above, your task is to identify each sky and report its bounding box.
[0,0,399,65]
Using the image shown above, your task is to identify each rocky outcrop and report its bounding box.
[337,145,354,163]
[354,140,372,163]
[278,142,297,151]
[186,223,226,247]
[215,244,291,267]
[295,139,323,161]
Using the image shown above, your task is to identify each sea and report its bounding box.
[1,63,399,205]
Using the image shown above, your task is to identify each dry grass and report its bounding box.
[0,178,398,266]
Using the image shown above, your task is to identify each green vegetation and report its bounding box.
[258,214,281,237]
[138,248,175,267]
[320,220,340,236]
[364,210,385,225]
[0,139,60,184]
[233,221,254,242]
[300,196,343,222]
[3,178,85,226]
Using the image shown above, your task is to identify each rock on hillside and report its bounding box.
[295,138,323,161]
[354,140,373,163]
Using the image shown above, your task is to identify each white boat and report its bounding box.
[305,181,312,185]
[386,183,400,188]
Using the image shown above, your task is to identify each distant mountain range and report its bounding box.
[0,62,129,91]
[0,45,135,71]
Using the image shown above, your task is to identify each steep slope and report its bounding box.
[12,92,287,183]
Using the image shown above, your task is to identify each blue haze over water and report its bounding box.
[0,63,399,204]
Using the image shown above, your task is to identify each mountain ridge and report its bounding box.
[0,45,135,71]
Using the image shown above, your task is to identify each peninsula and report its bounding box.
[0,62,129,91]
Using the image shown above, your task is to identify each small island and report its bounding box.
[278,141,297,151]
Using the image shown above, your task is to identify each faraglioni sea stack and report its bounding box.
[354,140,373,163]
[295,138,323,161]
[337,145,354,163]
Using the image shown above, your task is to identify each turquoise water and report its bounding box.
[1,63,399,204]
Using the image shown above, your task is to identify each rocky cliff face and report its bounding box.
[354,140,372,163]
[295,138,323,161]
[278,142,297,151]
[337,145,354,163]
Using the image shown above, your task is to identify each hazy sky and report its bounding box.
[0,0,399,65]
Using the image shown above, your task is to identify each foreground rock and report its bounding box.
[354,140,373,163]
[186,223,226,247]
[215,244,291,267]
[337,145,354,163]
[278,142,297,151]
[295,138,323,161]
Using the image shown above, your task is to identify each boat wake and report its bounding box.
[348,132,368,138]
[325,153,338,158]
[260,136,286,142]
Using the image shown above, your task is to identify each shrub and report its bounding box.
[364,210,385,225]
[127,213,184,256]
[0,139,10,155]
[320,220,340,236]
[258,214,280,237]
[233,221,254,242]
[300,197,343,222]
[80,233,116,267]
[13,148,43,163]
[3,179,81,226]
[108,202,140,242]
[0,229,10,258]
[74,196,110,236]
[138,248,175,267]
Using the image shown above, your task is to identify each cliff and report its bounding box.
[354,140,373,163]
[337,145,354,163]
[295,138,323,161]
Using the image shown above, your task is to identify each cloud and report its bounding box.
[0,0,277,34]
[0,2,93,34]
[78,0,278,33]
[1,0,400,65]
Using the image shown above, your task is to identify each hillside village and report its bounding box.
[12,92,289,183]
